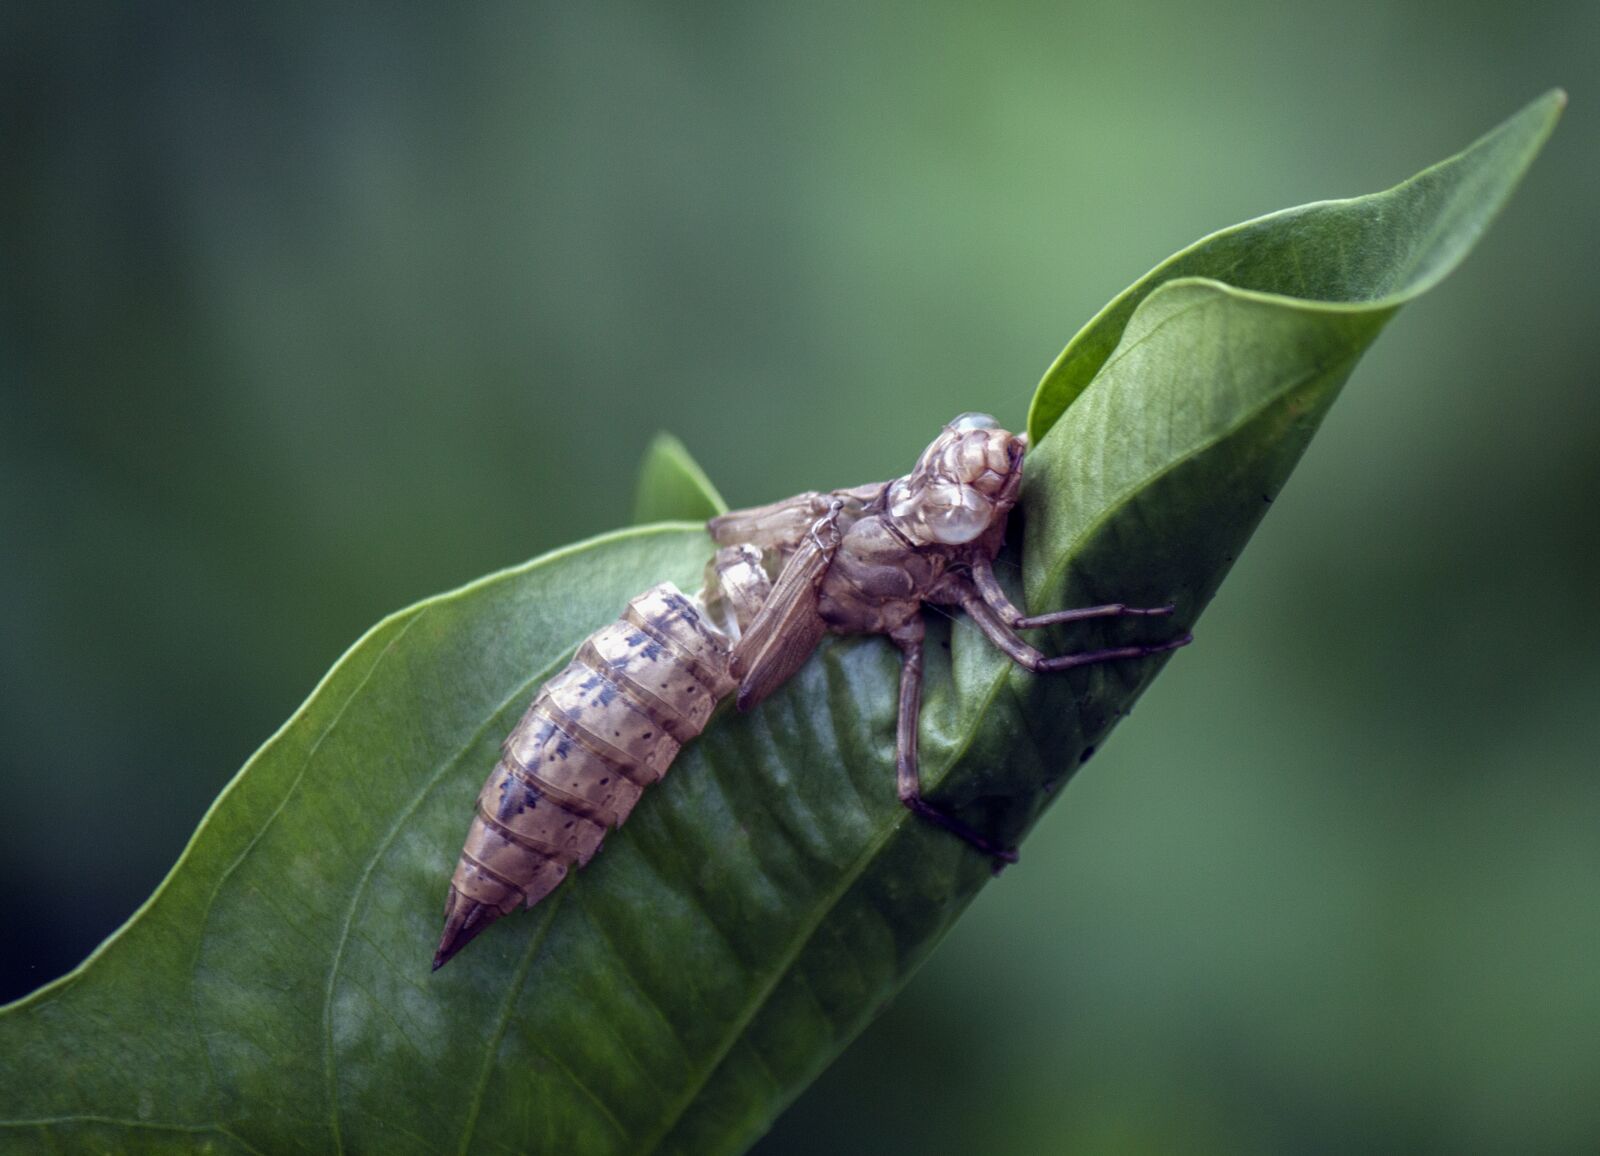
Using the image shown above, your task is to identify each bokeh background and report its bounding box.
[3,4,1596,1152]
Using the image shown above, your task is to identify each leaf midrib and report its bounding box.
[632,797,903,1154]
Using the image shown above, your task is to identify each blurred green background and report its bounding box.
[2,3,1595,1152]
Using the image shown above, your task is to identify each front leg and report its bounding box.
[969,555,1176,629]
[959,584,1192,674]
[890,617,1019,871]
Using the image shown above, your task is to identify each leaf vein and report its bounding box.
[187,612,421,1149]
[322,638,577,1154]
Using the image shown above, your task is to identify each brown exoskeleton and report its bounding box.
[709,412,1190,864]
[435,413,1188,970]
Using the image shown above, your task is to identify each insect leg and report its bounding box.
[891,618,1019,870]
[969,555,1175,629]
[961,590,1192,673]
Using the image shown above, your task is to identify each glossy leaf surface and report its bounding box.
[0,92,1560,1155]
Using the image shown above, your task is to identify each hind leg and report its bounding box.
[890,617,1019,871]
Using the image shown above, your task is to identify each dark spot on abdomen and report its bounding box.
[496,775,542,819]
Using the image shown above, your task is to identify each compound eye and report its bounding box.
[947,412,999,433]
[922,483,992,544]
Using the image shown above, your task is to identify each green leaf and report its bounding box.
[1027,89,1565,444]
[0,93,1560,1155]
[633,431,729,523]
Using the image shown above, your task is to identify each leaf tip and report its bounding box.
[1499,87,1566,150]
[633,430,729,524]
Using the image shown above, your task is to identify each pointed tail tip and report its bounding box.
[432,890,504,973]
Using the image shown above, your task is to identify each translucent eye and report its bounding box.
[930,506,988,543]
[923,484,992,544]
[947,412,999,432]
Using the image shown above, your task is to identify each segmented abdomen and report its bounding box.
[435,582,738,968]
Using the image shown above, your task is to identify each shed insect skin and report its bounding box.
[434,550,769,971]
[712,412,1191,866]
[434,414,1190,970]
